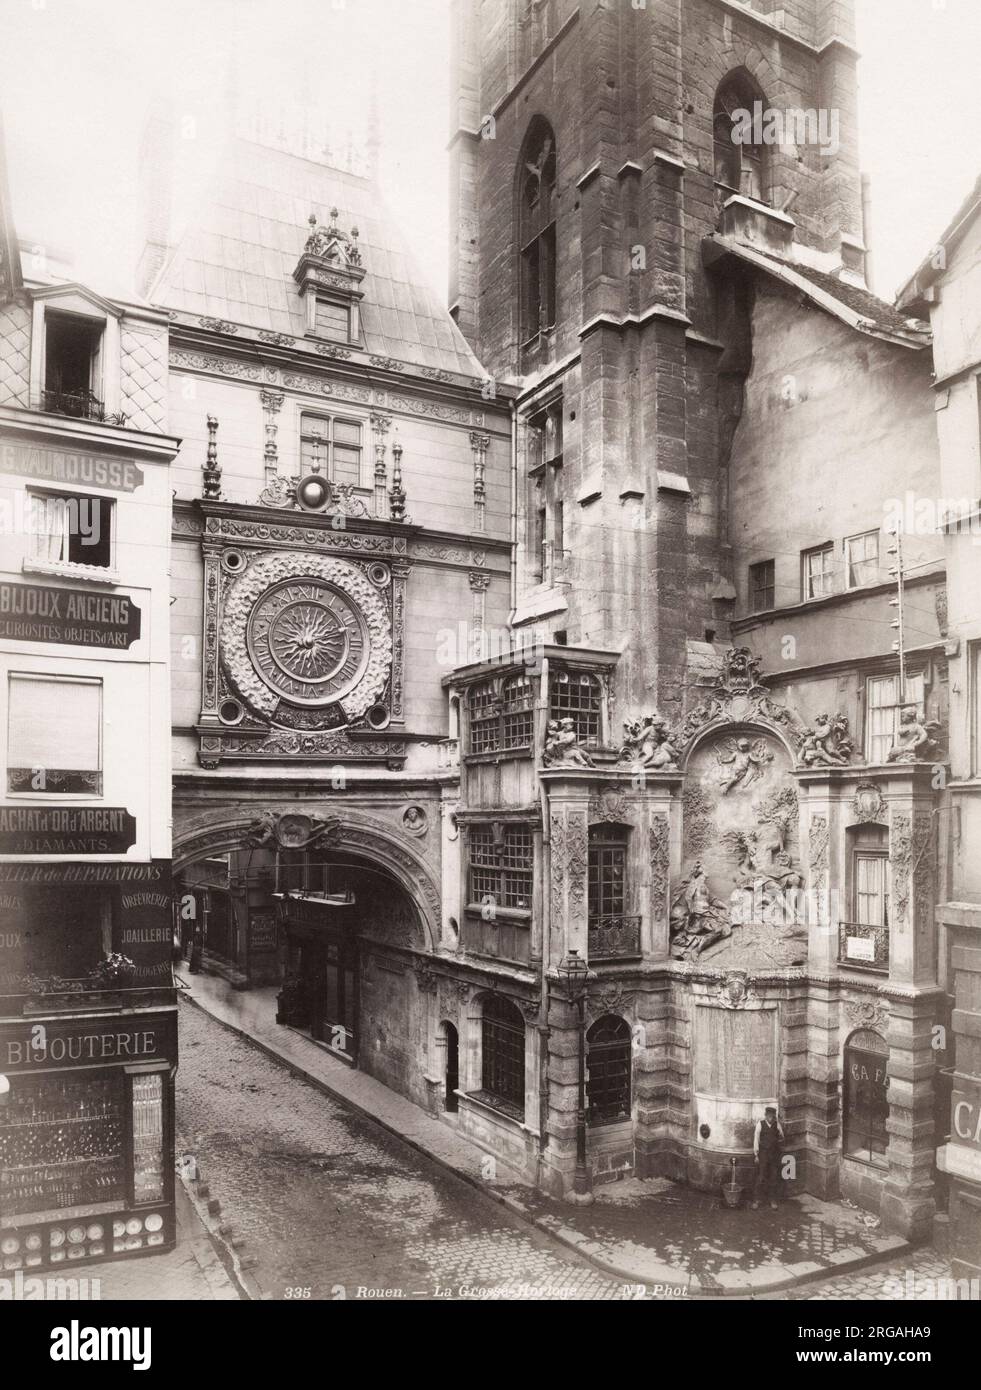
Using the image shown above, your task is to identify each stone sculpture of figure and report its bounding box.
[798,712,854,768]
[714,736,773,794]
[669,862,732,959]
[886,706,943,763]
[244,810,278,848]
[543,717,595,768]
[618,713,679,771]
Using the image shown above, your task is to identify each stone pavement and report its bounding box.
[59,1182,241,1302]
[175,995,633,1299]
[175,966,951,1298]
[768,1247,964,1301]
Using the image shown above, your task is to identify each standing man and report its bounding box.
[751,1105,785,1209]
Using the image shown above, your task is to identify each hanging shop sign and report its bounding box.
[0,580,142,650]
[0,806,137,855]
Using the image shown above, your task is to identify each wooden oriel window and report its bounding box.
[549,669,601,745]
[467,675,535,754]
[468,823,533,911]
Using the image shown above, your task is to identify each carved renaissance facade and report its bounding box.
[440,0,953,1239]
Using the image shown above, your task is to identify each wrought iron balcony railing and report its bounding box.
[587,914,642,961]
[40,389,128,427]
[0,977,176,1018]
[838,921,890,973]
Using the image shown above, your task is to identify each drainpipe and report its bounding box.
[537,739,551,1162]
[509,398,519,619]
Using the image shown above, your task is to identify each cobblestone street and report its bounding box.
[175,1000,632,1300]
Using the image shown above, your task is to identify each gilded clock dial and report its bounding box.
[247,579,370,706]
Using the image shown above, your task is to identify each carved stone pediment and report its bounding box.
[670,648,799,754]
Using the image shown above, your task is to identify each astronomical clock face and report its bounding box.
[218,552,394,730]
[247,578,369,707]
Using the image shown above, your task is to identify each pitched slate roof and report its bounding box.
[706,234,931,348]
[149,138,484,377]
[896,171,981,311]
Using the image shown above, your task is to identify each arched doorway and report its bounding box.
[441,1021,459,1113]
[173,811,437,1087]
[843,1028,889,1166]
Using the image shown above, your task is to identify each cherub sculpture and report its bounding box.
[542,717,595,767]
[886,706,944,764]
[714,736,773,794]
[798,713,854,768]
[618,713,679,771]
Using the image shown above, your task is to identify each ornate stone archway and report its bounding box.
[173,805,441,952]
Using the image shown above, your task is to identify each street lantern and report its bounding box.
[557,948,590,995]
[555,949,594,1203]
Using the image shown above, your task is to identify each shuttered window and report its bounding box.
[7,674,102,794]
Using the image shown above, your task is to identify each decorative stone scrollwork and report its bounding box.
[649,815,670,922]
[852,783,887,824]
[302,209,362,267]
[844,996,888,1032]
[220,551,392,723]
[587,985,635,1021]
[589,785,630,825]
[412,962,439,994]
[243,810,341,851]
[669,646,798,753]
[715,970,755,1009]
[890,812,913,927]
[808,814,830,897]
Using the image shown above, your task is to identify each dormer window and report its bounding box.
[29,288,122,422]
[315,299,351,343]
[43,310,104,419]
[293,208,366,343]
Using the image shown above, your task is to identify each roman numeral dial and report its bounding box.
[247,578,372,707]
